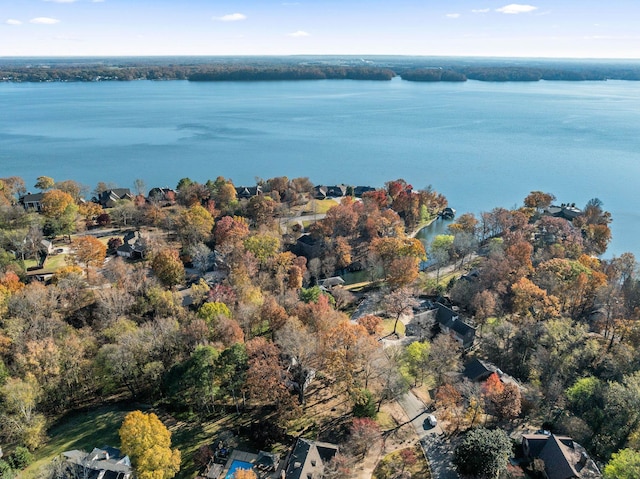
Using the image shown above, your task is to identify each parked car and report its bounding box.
[427,414,437,427]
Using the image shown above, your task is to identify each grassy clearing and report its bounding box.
[21,404,137,479]
[301,199,338,215]
[24,254,68,272]
[373,444,431,479]
[381,318,406,337]
[19,403,233,479]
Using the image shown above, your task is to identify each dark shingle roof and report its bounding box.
[286,438,338,479]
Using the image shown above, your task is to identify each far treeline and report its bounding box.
[2,58,640,82]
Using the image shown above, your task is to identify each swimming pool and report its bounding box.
[225,460,254,479]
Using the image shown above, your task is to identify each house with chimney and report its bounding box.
[285,438,338,479]
[521,433,601,479]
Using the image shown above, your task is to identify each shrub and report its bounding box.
[9,446,33,470]
[352,388,377,418]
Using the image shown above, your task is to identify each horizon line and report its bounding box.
[1,54,640,61]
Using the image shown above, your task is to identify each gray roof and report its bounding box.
[21,192,45,203]
[63,447,132,479]
[435,303,476,346]
[463,358,494,382]
[286,438,338,479]
[523,434,601,479]
[539,435,580,479]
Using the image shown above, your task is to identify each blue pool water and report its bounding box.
[226,460,254,479]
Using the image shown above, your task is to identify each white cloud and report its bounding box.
[29,17,60,24]
[212,13,247,22]
[288,30,310,37]
[43,0,78,3]
[472,8,490,13]
[496,4,538,14]
[446,13,461,18]
[5,19,23,25]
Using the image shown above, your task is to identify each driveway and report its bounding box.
[397,391,459,479]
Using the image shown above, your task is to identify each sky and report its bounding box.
[1,0,639,58]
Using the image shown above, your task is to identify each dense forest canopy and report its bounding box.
[2,56,640,82]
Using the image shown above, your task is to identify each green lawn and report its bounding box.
[373,445,431,479]
[19,403,241,479]
[382,318,406,337]
[20,404,137,479]
[24,254,68,273]
[301,199,338,215]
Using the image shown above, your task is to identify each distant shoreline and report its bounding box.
[3,56,640,83]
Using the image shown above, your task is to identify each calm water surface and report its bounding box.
[1,78,639,256]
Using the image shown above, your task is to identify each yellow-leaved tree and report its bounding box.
[119,411,181,479]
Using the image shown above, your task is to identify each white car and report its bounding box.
[427,414,437,427]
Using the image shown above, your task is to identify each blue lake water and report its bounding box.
[1,78,639,256]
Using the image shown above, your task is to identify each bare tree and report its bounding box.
[381,287,419,336]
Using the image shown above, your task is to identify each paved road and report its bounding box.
[397,391,459,479]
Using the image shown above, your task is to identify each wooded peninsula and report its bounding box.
[0,173,638,479]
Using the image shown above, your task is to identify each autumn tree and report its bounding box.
[176,204,214,247]
[524,190,556,211]
[151,249,185,287]
[233,469,257,479]
[34,176,55,191]
[69,236,107,280]
[119,411,181,479]
[429,334,462,386]
[348,417,381,458]
[511,277,560,321]
[436,383,464,430]
[492,383,522,420]
[41,189,78,239]
[275,318,318,404]
[371,236,426,286]
[246,195,276,227]
[245,337,298,417]
[53,179,85,202]
[356,315,383,336]
[0,376,46,450]
[244,233,280,266]
[213,215,250,250]
[382,287,419,336]
[322,320,380,390]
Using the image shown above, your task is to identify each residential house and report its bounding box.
[353,186,376,197]
[319,276,345,290]
[62,446,133,479]
[285,438,338,479]
[96,189,133,209]
[545,204,583,221]
[522,433,601,479]
[434,302,476,349]
[116,231,147,259]
[147,187,176,205]
[235,186,262,199]
[291,234,323,260]
[463,357,523,389]
[313,185,348,200]
[20,192,45,211]
[406,309,436,340]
